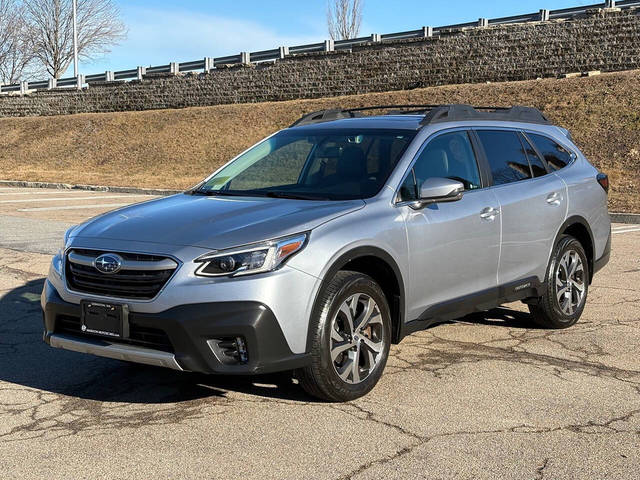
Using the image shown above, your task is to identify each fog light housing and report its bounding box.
[208,336,249,365]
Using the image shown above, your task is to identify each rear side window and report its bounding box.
[476,130,532,185]
[520,133,548,177]
[528,133,574,171]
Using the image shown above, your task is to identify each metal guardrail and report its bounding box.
[1,0,639,95]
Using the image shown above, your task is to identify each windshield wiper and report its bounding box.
[190,189,329,200]
[264,191,330,201]
[191,189,262,197]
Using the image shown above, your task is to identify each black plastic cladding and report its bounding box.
[289,104,551,128]
[420,105,551,126]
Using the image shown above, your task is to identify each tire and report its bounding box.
[529,235,589,329]
[297,271,392,402]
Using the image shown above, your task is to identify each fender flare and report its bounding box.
[551,215,595,280]
[305,246,407,351]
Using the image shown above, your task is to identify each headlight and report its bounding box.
[59,225,77,255]
[194,233,308,277]
[53,226,77,278]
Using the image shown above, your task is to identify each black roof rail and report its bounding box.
[420,104,550,126]
[289,105,443,127]
[289,104,550,128]
[290,109,360,127]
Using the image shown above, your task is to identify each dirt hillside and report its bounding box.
[1,70,638,211]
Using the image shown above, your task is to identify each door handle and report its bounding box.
[546,192,561,206]
[480,207,499,220]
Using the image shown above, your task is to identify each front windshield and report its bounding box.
[196,129,416,200]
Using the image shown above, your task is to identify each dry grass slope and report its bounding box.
[1,70,638,211]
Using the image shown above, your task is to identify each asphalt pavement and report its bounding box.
[0,187,639,479]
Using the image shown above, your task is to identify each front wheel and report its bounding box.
[529,235,589,329]
[298,271,391,402]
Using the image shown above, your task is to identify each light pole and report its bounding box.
[72,0,78,77]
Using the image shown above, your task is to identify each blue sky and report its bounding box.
[87,0,597,74]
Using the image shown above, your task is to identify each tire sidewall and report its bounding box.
[316,274,391,400]
[545,236,589,325]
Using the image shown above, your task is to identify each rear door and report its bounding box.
[474,129,567,287]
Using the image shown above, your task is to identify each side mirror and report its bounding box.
[416,177,464,206]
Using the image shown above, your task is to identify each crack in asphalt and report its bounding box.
[535,458,550,480]
[321,301,640,478]
[2,281,640,446]
[387,329,640,388]
[333,404,640,480]
[0,369,226,442]
[0,264,44,280]
[0,245,639,478]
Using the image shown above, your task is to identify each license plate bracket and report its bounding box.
[80,301,129,338]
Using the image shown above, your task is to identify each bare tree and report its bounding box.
[327,0,364,40]
[0,0,35,84]
[23,0,126,79]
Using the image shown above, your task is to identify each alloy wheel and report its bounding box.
[555,249,586,315]
[330,293,385,384]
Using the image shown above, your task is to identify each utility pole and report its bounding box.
[72,0,78,77]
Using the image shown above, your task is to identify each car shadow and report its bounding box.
[0,278,313,404]
[1,278,541,405]
[457,306,539,329]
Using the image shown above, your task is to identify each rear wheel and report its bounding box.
[529,235,589,329]
[298,271,391,401]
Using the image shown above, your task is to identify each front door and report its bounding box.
[398,130,501,322]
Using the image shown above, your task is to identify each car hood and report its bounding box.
[71,194,365,250]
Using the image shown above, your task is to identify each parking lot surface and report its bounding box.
[1,187,639,479]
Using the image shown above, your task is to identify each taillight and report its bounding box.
[596,173,609,194]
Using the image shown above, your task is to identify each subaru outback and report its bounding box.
[42,104,611,401]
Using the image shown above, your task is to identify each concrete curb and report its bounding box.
[1,179,639,223]
[610,213,640,224]
[0,180,182,196]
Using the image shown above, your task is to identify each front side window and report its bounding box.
[528,133,574,171]
[477,130,532,185]
[197,129,415,200]
[398,131,481,201]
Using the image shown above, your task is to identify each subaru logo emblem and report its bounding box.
[94,253,123,274]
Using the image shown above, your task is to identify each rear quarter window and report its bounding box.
[528,133,574,171]
[520,133,548,177]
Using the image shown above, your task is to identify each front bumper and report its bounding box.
[42,281,311,374]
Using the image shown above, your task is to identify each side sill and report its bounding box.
[398,277,543,340]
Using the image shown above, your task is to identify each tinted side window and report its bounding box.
[520,133,547,177]
[528,133,573,171]
[415,131,481,188]
[477,130,532,185]
[399,170,417,201]
[399,131,481,202]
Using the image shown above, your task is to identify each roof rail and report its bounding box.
[289,105,442,127]
[420,104,550,125]
[290,109,360,127]
[289,104,550,128]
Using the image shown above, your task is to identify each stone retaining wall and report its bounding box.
[1,8,639,117]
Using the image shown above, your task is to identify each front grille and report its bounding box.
[56,314,174,353]
[65,249,178,300]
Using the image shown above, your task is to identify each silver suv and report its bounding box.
[42,105,611,401]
